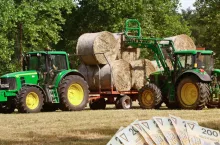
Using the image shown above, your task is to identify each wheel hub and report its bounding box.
[181,83,198,105]
[123,99,131,109]
[142,90,154,106]
[26,92,39,110]
[68,84,84,106]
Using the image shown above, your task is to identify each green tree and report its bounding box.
[182,0,220,66]
[57,0,190,60]
[0,0,74,74]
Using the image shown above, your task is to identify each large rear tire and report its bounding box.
[177,77,209,110]
[16,86,44,113]
[138,83,162,109]
[59,75,89,111]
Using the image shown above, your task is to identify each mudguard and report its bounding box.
[53,70,85,88]
[176,70,211,84]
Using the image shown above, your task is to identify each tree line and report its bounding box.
[0,0,219,74]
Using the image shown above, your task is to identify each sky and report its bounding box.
[179,0,196,11]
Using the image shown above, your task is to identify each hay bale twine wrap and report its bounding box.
[76,31,117,65]
[130,59,157,90]
[78,60,132,91]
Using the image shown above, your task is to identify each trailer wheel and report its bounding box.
[89,98,106,110]
[115,97,121,109]
[119,95,132,109]
[177,77,209,110]
[59,75,89,111]
[16,86,44,113]
[138,83,162,109]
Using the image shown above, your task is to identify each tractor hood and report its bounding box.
[1,70,38,78]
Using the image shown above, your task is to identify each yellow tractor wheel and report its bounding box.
[16,86,44,113]
[177,77,209,110]
[59,75,89,111]
[138,83,162,109]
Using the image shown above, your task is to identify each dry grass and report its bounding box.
[0,103,219,145]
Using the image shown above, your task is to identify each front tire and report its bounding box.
[16,86,44,113]
[177,77,209,110]
[59,75,89,111]
[138,83,162,109]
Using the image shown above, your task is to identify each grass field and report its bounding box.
[0,103,219,145]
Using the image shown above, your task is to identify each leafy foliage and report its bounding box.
[182,0,220,66]
[58,0,190,60]
[0,0,73,74]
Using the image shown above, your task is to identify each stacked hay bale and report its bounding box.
[76,32,196,91]
[130,59,157,90]
[77,31,118,65]
[77,32,132,91]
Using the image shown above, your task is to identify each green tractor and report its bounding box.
[0,51,89,113]
[124,19,220,110]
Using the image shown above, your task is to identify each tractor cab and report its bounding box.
[174,50,214,75]
[23,51,70,85]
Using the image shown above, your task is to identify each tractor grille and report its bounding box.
[0,78,16,90]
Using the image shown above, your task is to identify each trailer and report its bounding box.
[78,53,139,110]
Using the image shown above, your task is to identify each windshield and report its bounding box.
[49,55,67,71]
[177,55,194,69]
[26,55,46,71]
[197,54,213,73]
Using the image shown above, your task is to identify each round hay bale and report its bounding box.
[130,59,157,90]
[78,64,97,90]
[78,60,132,91]
[110,59,132,91]
[161,34,196,51]
[121,48,141,63]
[76,31,117,65]
[151,59,173,71]
[113,33,123,59]
[151,60,164,71]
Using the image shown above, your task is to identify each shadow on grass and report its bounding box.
[0,128,117,145]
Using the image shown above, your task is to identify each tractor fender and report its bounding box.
[175,70,211,85]
[53,70,85,88]
[24,84,47,98]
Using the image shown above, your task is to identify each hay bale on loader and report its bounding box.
[130,59,157,90]
[76,31,117,65]
[160,34,196,59]
[161,34,196,51]
[78,59,132,91]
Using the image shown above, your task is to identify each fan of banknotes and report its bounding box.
[107,115,220,145]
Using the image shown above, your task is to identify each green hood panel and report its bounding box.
[1,71,37,78]
[213,69,220,74]
[1,71,39,87]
